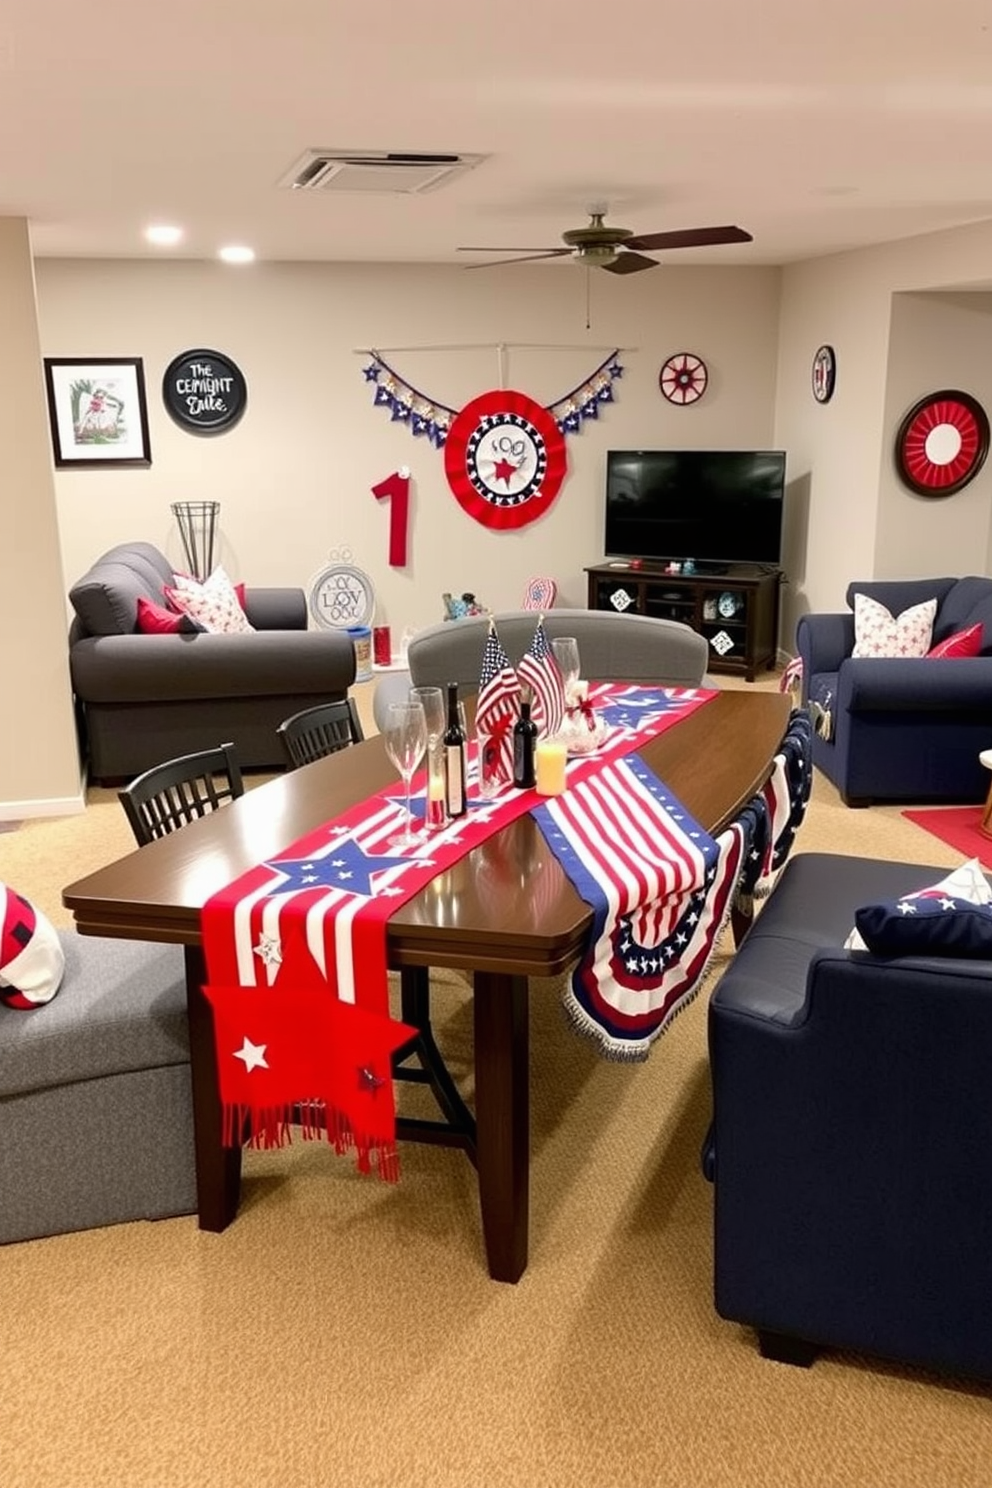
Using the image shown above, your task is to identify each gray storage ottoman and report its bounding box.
[0,932,196,1244]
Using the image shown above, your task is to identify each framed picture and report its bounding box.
[43,357,152,468]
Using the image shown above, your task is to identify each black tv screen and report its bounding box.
[604,449,786,568]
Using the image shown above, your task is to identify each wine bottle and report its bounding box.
[513,696,538,789]
[443,681,467,817]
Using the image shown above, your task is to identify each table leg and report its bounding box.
[184,944,242,1231]
[473,971,529,1283]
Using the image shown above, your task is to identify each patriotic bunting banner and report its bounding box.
[361,351,624,447]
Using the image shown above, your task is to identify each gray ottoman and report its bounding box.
[0,932,195,1244]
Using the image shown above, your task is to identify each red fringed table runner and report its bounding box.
[201,685,715,1177]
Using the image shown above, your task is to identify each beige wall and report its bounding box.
[0,221,81,818]
[36,259,782,635]
[15,218,992,813]
[878,292,992,577]
[774,219,992,639]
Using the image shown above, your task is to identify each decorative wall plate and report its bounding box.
[895,389,990,497]
[308,554,376,630]
[162,349,247,434]
[811,344,836,404]
[443,388,567,530]
[659,353,708,405]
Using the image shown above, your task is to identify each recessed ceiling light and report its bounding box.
[145,224,184,247]
[218,245,256,264]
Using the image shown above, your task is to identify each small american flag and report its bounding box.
[476,620,520,782]
[517,617,566,736]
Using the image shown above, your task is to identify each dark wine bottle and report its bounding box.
[443,681,467,817]
[513,696,538,789]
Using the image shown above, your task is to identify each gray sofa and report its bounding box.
[0,933,195,1245]
[69,541,356,783]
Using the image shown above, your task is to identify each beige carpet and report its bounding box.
[1,675,990,1488]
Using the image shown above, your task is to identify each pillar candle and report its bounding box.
[425,767,446,828]
[535,738,568,797]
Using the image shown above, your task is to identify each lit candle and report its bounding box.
[425,769,446,828]
[535,738,568,797]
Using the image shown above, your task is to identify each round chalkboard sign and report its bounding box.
[162,349,247,434]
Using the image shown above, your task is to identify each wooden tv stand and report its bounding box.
[585,561,783,682]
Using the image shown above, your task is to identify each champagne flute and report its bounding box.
[409,686,445,747]
[383,700,428,848]
[552,636,581,701]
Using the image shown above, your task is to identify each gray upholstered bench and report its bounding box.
[0,933,195,1245]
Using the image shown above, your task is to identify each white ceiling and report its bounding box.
[6,0,992,270]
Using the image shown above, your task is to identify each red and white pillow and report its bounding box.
[164,566,254,635]
[851,594,937,658]
[1,883,65,1009]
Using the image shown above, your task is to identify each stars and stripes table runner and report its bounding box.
[532,757,747,1059]
[201,684,716,1177]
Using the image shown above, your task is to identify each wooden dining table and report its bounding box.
[62,688,790,1283]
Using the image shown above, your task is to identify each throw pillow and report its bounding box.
[926,622,983,659]
[851,593,937,659]
[165,566,255,635]
[853,858,992,958]
[0,883,65,1008]
[135,595,203,635]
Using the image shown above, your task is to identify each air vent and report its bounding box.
[279,150,487,195]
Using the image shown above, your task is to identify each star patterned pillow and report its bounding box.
[851,593,937,659]
[852,858,992,958]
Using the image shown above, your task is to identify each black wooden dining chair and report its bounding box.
[118,742,244,846]
[276,698,364,769]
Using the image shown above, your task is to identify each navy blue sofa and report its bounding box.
[705,851,992,1382]
[796,575,992,805]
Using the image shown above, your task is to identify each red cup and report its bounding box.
[373,625,392,666]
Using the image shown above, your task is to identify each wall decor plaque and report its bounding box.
[162,348,247,434]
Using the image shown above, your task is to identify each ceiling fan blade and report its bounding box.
[457,246,565,254]
[624,225,753,252]
[600,251,659,275]
[459,250,571,269]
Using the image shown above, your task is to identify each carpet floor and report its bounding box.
[2,677,992,1487]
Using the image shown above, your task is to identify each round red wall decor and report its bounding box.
[659,353,708,406]
[895,389,990,496]
[443,388,567,530]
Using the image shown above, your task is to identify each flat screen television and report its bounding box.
[604,449,786,570]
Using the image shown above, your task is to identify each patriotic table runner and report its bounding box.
[532,759,746,1059]
[201,685,715,1176]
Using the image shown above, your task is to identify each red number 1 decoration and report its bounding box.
[371,466,411,567]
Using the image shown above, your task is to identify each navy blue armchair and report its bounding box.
[797,575,992,805]
[705,851,992,1382]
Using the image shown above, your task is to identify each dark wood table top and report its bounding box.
[63,690,791,977]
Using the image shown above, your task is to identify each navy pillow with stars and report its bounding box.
[855,890,992,959]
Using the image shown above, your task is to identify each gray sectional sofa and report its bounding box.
[68,541,356,783]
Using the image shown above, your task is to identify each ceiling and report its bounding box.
[6,0,992,270]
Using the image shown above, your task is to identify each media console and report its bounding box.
[586,561,783,682]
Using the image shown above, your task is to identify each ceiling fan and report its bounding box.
[458,210,752,274]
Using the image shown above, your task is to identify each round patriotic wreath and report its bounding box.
[443,389,568,530]
[895,389,990,497]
